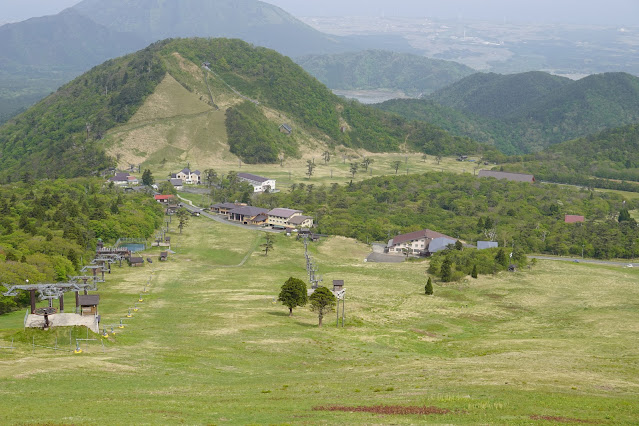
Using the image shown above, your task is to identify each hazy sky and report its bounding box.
[1,0,637,26]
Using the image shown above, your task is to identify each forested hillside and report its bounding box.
[0,178,164,314]
[0,38,491,177]
[0,41,168,181]
[495,123,639,189]
[296,50,475,96]
[254,172,637,259]
[378,71,639,154]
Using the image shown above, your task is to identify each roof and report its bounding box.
[78,295,99,306]
[252,213,268,222]
[129,257,144,264]
[390,229,454,247]
[160,251,168,257]
[108,172,130,182]
[288,215,313,225]
[268,208,302,218]
[333,280,344,286]
[238,173,270,183]
[170,178,183,186]
[280,123,292,132]
[478,241,499,250]
[154,195,175,200]
[478,170,535,183]
[565,215,585,223]
[212,202,242,210]
[180,168,191,175]
[229,206,269,217]
[428,237,457,253]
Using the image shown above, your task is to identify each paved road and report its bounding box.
[177,195,282,233]
[528,255,638,268]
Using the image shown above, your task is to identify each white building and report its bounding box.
[238,173,276,193]
[171,168,201,184]
[387,229,457,256]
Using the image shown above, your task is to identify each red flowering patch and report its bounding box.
[313,405,450,415]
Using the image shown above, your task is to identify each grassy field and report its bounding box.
[1,216,638,424]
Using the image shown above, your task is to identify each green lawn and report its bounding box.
[1,217,638,424]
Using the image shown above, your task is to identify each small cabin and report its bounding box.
[78,295,99,316]
[160,252,168,261]
[332,280,344,292]
[279,123,292,135]
[129,257,144,267]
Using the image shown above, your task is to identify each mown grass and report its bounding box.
[0,218,638,424]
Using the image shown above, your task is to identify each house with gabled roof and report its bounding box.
[108,172,135,186]
[228,206,270,225]
[237,173,276,193]
[171,168,201,185]
[154,194,176,204]
[211,202,246,215]
[268,208,303,229]
[387,229,457,256]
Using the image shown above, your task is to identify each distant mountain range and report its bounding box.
[0,0,414,124]
[0,38,486,181]
[378,71,639,154]
[296,50,475,97]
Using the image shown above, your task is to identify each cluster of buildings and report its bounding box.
[211,203,313,230]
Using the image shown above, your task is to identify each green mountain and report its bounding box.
[0,0,413,125]
[0,38,490,181]
[427,71,572,119]
[378,71,639,154]
[295,50,475,96]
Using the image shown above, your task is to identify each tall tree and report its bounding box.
[306,160,316,179]
[278,277,308,316]
[323,151,331,164]
[142,169,154,186]
[309,286,336,327]
[440,257,452,282]
[176,208,190,234]
[361,157,374,171]
[204,169,217,187]
[391,160,402,174]
[349,162,359,178]
[261,233,274,256]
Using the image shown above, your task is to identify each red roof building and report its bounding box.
[565,215,585,223]
[154,195,175,203]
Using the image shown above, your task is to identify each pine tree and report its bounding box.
[440,257,452,282]
[471,264,478,279]
[425,277,433,295]
[142,169,154,186]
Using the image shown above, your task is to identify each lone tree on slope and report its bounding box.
[309,286,336,327]
[176,208,190,234]
[278,277,308,316]
[261,233,274,256]
[391,160,402,174]
[425,277,433,295]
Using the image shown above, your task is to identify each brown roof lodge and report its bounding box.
[478,170,535,183]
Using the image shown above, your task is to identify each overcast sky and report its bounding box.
[1,0,637,26]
